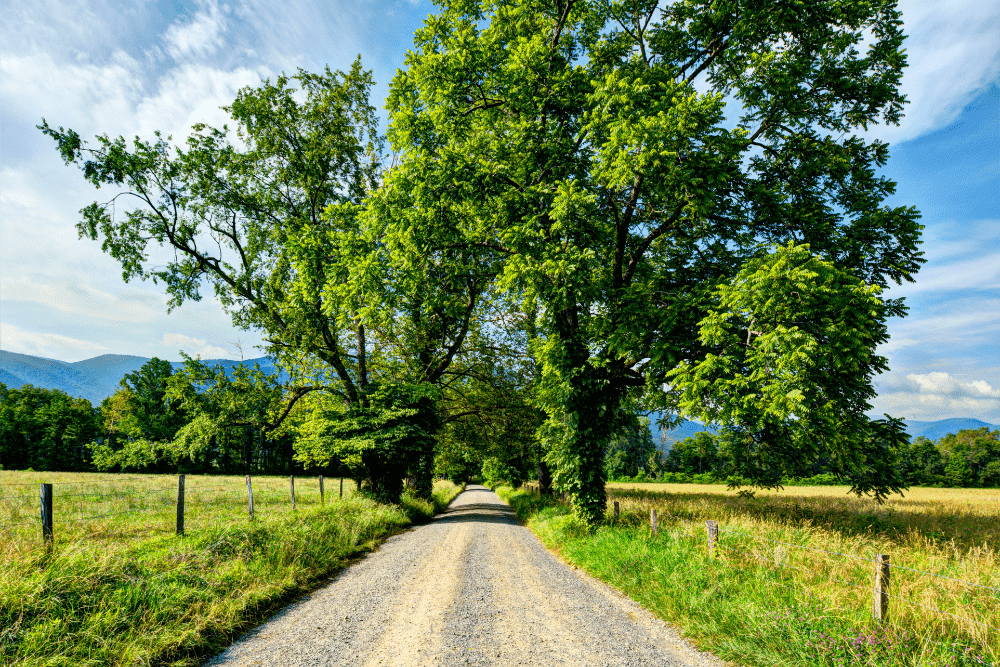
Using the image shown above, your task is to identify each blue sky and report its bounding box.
[1,0,998,422]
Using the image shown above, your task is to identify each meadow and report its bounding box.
[500,483,999,667]
[0,470,463,666]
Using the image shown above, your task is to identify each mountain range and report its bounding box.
[0,350,289,407]
[649,415,1000,447]
[3,350,998,442]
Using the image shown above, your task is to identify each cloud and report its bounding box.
[903,372,1000,398]
[869,0,1000,144]
[0,322,109,359]
[873,371,1000,422]
[163,0,228,62]
[160,333,235,359]
[1,275,166,324]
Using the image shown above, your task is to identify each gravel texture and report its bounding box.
[205,485,729,667]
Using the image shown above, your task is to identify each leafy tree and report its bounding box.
[385,0,921,522]
[899,435,945,486]
[937,428,1000,487]
[0,383,101,471]
[41,61,485,499]
[663,432,718,477]
[40,62,381,447]
[668,244,911,500]
[605,415,657,479]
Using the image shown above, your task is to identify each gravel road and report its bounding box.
[205,485,728,667]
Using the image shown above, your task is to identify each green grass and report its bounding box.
[497,486,996,667]
[0,473,464,666]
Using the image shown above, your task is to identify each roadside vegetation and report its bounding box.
[0,471,463,666]
[498,484,998,667]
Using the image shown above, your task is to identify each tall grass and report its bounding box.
[498,484,999,667]
[0,472,464,666]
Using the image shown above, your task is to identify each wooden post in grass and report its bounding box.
[290,475,296,509]
[40,483,53,548]
[613,501,619,522]
[873,554,890,622]
[706,520,718,558]
[340,476,343,499]
[176,474,185,536]
[246,475,255,520]
[650,508,658,536]
[319,475,325,505]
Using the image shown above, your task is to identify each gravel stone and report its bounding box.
[205,485,731,667]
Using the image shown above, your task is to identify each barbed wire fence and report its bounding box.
[0,473,347,546]
[522,483,998,665]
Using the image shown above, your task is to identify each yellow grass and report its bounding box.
[0,470,357,559]
[607,483,1000,658]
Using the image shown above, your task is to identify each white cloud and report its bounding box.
[0,322,109,359]
[904,371,1000,398]
[0,275,165,324]
[160,333,235,359]
[873,371,1000,422]
[877,0,1000,144]
[163,0,228,62]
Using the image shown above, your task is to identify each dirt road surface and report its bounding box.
[206,485,727,667]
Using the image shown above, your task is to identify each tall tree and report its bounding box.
[42,60,492,502]
[385,0,922,522]
[40,61,382,439]
[0,384,101,471]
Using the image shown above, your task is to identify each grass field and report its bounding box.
[0,471,358,557]
[0,471,464,666]
[500,483,999,667]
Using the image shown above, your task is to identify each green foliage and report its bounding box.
[39,60,385,442]
[667,244,910,501]
[386,0,921,523]
[604,415,657,480]
[937,428,1000,487]
[291,383,439,503]
[663,432,718,476]
[0,383,101,471]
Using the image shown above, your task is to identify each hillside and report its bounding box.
[0,350,290,406]
[647,414,1000,450]
[904,418,1000,440]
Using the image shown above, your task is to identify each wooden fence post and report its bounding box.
[246,475,255,520]
[873,554,890,622]
[40,483,53,548]
[176,474,185,536]
[706,520,718,558]
[340,476,344,499]
[319,475,325,505]
[613,500,620,522]
[650,508,658,536]
[290,475,296,509]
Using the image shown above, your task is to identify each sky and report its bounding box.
[1,0,998,422]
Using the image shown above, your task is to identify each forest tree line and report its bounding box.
[605,426,1000,489]
[4,365,997,490]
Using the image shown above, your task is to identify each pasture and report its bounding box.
[0,470,460,666]
[503,483,999,666]
[0,470,357,557]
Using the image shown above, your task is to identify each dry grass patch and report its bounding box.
[607,483,999,658]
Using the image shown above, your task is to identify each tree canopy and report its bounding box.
[382,0,922,521]
[39,0,926,520]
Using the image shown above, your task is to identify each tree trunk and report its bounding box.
[537,458,553,495]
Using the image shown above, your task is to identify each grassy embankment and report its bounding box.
[498,483,998,667]
[0,471,464,666]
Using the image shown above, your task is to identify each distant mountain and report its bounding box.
[644,415,1000,449]
[903,418,1000,441]
[0,350,290,407]
[647,416,719,448]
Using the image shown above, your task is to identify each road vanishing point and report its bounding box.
[206,485,727,667]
